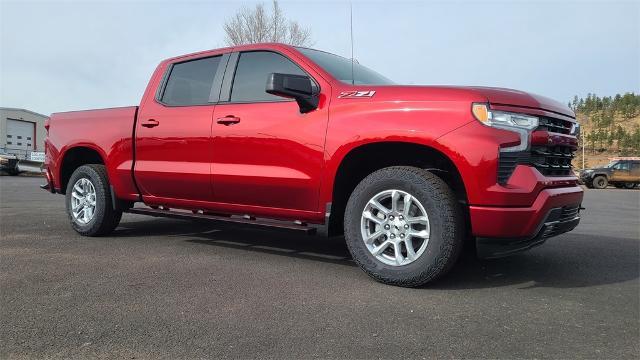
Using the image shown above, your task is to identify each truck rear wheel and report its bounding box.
[624,183,637,189]
[65,164,122,236]
[343,166,463,287]
[592,175,608,189]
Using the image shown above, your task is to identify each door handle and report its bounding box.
[216,116,241,126]
[141,119,159,128]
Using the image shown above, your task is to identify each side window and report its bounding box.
[614,162,629,170]
[161,56,221,106]
[230,51,306,102]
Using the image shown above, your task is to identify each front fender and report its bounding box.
[320,99,476,207]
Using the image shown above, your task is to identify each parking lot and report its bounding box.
[1,176,638,359]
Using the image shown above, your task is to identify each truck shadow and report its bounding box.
[430,233,639,290]
[115,218,355,267]
[115,218,639,290]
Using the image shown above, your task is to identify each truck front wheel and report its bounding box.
[343,166,463,287]
[592,175,608,189]
[65,164,122,236]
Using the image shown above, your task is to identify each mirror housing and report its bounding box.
[266,73,319,113]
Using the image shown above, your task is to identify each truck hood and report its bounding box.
[463,86,575,118]
[580,167,610,176]
[363,85,575,119]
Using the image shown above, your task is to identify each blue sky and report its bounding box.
[1,0,638,115]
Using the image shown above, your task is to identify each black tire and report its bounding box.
[624,183,637,189]
[344,166,463,287]
[592,175,608,189]
[65,164,122,236]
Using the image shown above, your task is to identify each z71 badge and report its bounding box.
[338,90,376,99]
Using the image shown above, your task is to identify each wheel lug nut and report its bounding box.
[384,224,390,230]
[389,215,394,220]
[400,233,405,238]
[404,224,410,229]
[399,215,404,220]
[390,234,395,239]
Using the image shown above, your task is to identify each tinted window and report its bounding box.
[231,51,306,102]
[297,47,393,85]
[161,56,221,105]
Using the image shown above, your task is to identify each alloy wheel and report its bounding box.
[70,178,97,225]
[360,189,431,266]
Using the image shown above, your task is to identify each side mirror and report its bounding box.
[266,73,319,113]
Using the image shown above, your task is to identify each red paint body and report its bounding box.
[45,43,583,240]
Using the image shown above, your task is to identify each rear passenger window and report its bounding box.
[161,56,221,106]
[230,51,306,102]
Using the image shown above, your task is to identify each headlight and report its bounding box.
[472,103,539,152]
[472,103,539,130]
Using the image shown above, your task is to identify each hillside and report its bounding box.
[570,93,640,169]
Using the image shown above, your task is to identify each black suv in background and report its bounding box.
[580,158,640,189]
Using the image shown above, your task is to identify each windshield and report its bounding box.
[297,47,394,85]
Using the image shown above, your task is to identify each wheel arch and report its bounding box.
[325,140,468,237]
[58,145,107,194]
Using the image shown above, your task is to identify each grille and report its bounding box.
[497,152,526,184]
[497,145,574,183]
[496,115,577,183]
[531,116,576,177]
[530,145,574,177]
[538,116,573,135]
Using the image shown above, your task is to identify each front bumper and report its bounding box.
[470,186,583,258]
[578,171,591,184]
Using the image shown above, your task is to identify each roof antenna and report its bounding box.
[350,2,355,85]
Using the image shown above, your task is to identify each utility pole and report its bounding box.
[582,136,585,169]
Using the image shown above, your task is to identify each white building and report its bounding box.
[0,107,48,160]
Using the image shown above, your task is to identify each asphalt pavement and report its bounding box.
[1,176,638,359]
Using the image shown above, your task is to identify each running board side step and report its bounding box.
[125,207,316,234]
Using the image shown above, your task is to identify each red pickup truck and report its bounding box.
[43,43,583,286]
